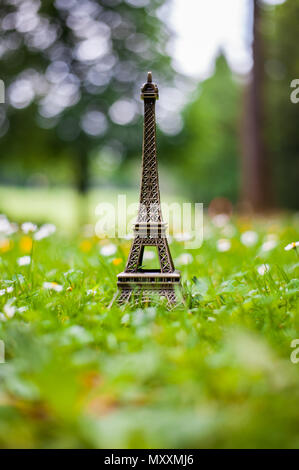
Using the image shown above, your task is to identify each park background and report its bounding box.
[0,0,298,225]
[0,0,299,449]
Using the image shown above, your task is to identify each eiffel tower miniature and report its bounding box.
[116,72,181,304]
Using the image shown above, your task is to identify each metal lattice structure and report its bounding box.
[116,72,181,305]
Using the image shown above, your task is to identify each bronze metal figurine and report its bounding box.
[116,72,181,304]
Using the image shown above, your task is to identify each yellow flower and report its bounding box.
[112,257,122,266]
[80,240,92,252]
[19,236,33,253]
[0,239,13,253]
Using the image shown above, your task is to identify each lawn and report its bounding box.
[0,207,298,448]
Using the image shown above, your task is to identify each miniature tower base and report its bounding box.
[117,270,181,305]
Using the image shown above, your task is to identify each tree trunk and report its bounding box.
[76,146,89,226]
[241,0,274,212]
[77,147,89,196]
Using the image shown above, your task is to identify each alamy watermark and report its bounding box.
[290,79,299,104]
[0,340,5,363]
[290,339,299,364]
[0,80,5,104]
[95,195,203,249]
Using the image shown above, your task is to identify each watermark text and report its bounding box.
[95,195,203,249]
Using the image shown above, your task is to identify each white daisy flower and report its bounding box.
[0,289,5,296]
[216,238,231,252]
[17,256,31,266]
[241,230,258,247]
[100,243,117,256]
[207,316,216,322]
[3,299,16,319]
[212,214,229,228]
[7,222,18,235]
[284,241,299,251]
[21,222,37,234]
[257,264,270,275]
[43,282,63,292]
[0,216,18,235]
[6,286,13,293]
[0,215,9,233]
[87,288,98,296]
[176,253,193,265]
[261,240,277,252]
[34,223,56,241]
[18,306,28,313]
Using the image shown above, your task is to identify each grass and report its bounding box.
[0,205,298,448]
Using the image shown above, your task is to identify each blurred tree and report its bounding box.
[0,0,176,196]
[263,0,299,210]
[241,0,274,212]
[163,54,240,205]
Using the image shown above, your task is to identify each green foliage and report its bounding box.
[0,210,298,448]
[167,55,241,204]
[263,0,299,209]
